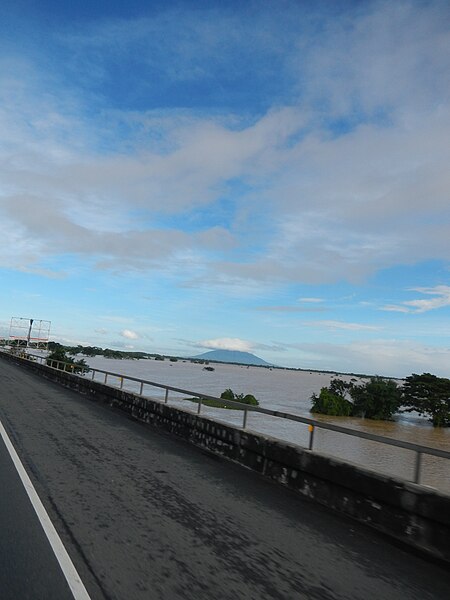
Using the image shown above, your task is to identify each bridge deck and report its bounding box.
[0,358,449,600]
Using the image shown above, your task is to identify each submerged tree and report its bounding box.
[311,376,401,420]
[47,347,88,374]
[310,379,353,416]
[351,377,402,420]
[220,389,259,406]
[402,373,450,427]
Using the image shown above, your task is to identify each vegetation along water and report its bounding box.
[35,344,450,495]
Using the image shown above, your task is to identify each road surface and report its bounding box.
[0,357,449,599]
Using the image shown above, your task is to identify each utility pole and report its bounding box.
[27,319,34,348]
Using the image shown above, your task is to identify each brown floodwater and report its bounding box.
[82,356,450,495]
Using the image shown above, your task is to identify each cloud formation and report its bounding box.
[0,1,449,376]
[255,306,326,313]
[307,321,381,332]
[121,329,139,340]
[382,286,450,314]
[287,339,450,379]
[0,1,448,288]
[197,337,253,352]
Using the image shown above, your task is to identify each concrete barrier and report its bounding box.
[3,352,450,564]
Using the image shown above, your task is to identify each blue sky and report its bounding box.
[0,0,449,377]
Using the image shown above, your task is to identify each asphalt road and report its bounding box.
[0,357,449,600]
[0,434,75,600]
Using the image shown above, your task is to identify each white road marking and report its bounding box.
[0,419,92,600]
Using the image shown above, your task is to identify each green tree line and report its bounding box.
[47,342,153,360]
[186,389,259,410]
[311,374,450,427]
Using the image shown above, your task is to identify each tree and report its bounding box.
[46,347,68,365]
[103,348,123,359]
[81,346,102,357]
[47,348,88,374]
[310,377,401,420]
[311,384,353,416]
[402,373,450,427]
[241,394,259,406]
[351,377,402,420]
[220,389,259,406]
[220,388,235,401]
[329,378,354,399]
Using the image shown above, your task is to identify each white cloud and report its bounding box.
[0,1,448,292]
[298,298,324,303]
[282,339,450,378]
[306,320,381,331]
[120,329,139,339]
[381,305,411,314]
[382,286,450,314]
[1,68,449,285]
[300,1,450,117]
[197,337,253,352]
[255,305,325,313]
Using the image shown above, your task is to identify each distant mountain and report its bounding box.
[192,350,273,366]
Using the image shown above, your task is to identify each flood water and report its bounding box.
[84,356,450,495]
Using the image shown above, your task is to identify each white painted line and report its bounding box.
[0,419,92,600]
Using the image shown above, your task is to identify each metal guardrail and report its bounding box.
[6,350,450,487]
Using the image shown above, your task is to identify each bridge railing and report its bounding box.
[8,349,450,488]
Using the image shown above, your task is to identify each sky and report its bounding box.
[0,0,449,377]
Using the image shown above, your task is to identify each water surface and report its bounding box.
[85,357,450,494]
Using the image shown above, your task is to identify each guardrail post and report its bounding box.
[414,451,423,484]
[242,409,248,430]
[104,373,108,384]
[197,397,202,415]
[91,369,96,380]
[120,377,124,389]
[139,382,144,395]
[308,424,315,450]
